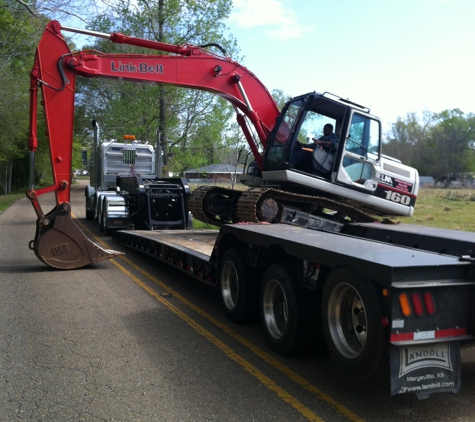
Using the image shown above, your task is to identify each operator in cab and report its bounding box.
[291,123,339,172]
[314,123,339,151]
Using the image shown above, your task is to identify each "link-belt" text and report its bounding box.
[111,61,164,74]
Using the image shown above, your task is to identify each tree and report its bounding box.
[385,109,475,182]
[384,111,433,172]
[271,88,290,110]
[11,0,110,24]
[427,109,475,181]
[0,2,41,193]
[0,0,107,193]
[76,0,239,175]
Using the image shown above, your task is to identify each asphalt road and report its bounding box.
[1,180,475,421]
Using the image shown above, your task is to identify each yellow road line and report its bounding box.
[119,254,363,422]
[109,258,324,422]
[72,215,364,422]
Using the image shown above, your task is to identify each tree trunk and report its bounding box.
[1,165,6,195]
[8,160,12,194]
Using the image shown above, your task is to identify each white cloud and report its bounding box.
[229,0,314,40]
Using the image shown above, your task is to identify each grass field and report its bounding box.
[2,187,475,232]
[398,188,475,232]
[0,192,25,213]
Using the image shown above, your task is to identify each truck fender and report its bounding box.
[85,184,96,198]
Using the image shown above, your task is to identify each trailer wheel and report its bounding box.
[220,248,258,323]
[322,267,388,380]
[261,263,307,356]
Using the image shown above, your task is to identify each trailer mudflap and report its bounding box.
[390,341,461,399]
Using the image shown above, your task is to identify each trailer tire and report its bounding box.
[322,267,388,380]
[219,248,258,323]
[261,263,308,356]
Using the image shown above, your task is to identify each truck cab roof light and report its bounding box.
[399,293,412,317]
[423,291,436,315]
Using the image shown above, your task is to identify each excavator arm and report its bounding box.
[27,20,280,269]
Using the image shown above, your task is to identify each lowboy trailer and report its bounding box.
[112,220,475,399]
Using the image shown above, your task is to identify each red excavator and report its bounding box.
[27,21,419,269]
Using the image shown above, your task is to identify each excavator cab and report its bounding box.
[259,92,388,200]
[256,92,418,218]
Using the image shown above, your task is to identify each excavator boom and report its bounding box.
[27,21,280,269]
[26,21,419,269]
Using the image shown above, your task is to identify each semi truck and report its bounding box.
[84,121,192,235]
[25,21,475,398]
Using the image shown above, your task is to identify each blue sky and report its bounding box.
[226,0,475,131]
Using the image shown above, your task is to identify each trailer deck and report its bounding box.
[113,223,473,287]
[113,229,219,284]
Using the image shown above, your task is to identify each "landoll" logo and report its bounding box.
[399,343,452,377]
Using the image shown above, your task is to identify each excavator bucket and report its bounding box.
[28,200,122,270]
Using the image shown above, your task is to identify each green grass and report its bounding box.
[398,188,475,232]
[193,219,219,230]
[0,192,25,212]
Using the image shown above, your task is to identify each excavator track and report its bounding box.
[188,186,241,227]
[237,188,376,224]
[188,186,376,227]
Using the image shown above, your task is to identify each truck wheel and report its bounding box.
[322,267,388,380]
[220,248,258,323]
[98,200,104,232]
[97,200,105,232]
[85,186,95,220]
[86,208,95,220]
[261,263,308,356]
[101,199,112,236]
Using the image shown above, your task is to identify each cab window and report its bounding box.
[346,114,380,158]
[265,101,303,168]
[342,114,380,185]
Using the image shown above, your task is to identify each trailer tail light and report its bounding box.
[398,290,437,318]
[411,292,424,316]
[423,291,436,315]
[398,293,412,317]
